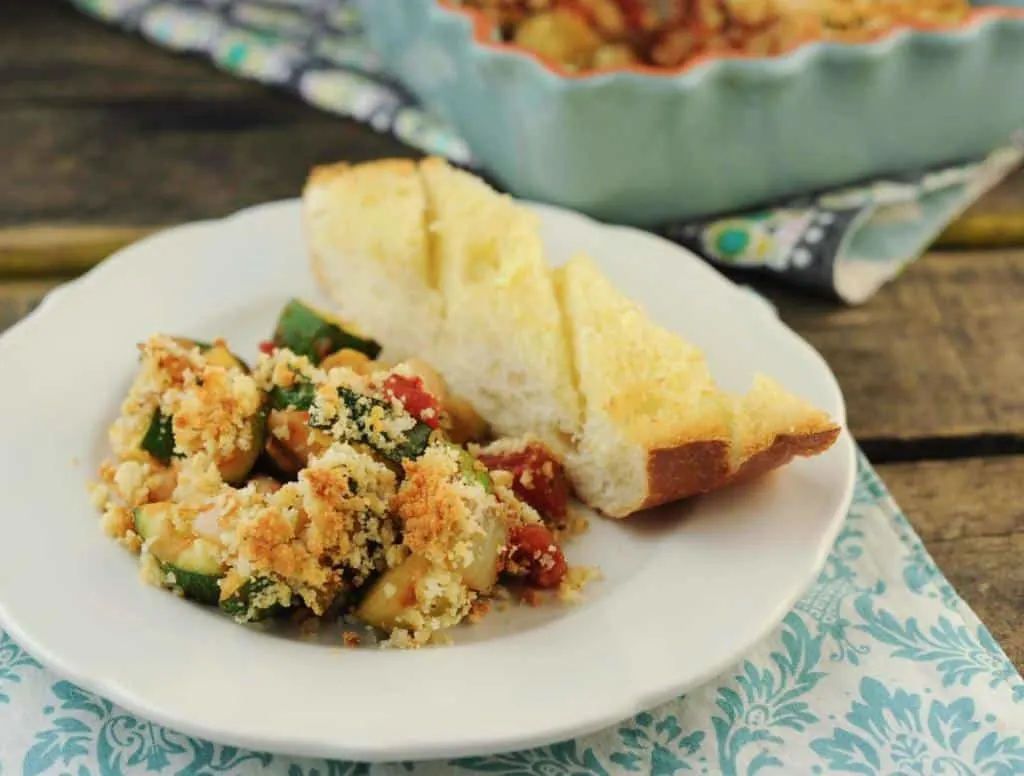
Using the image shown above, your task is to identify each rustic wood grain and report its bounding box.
[937,165,1024,248]
[0,226,157,275]
[0,2,416,232]
[754,249,1024,452]
[878,457,1024,671]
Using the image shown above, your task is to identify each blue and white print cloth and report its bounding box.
[2,450,1022,775]
[68,0,1024,304]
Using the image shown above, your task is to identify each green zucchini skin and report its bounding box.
[132,503,224,605]
[218,404,269,485]
[140,404,266,484]
[140,408,176,464]
[268,382,316,411]
[220,576,292,623]
[310,386,432,463]
[272,299,381,364]
[163,567,221,606]
[458,449,492,492]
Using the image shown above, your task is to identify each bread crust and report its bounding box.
[303,157,844,522]
[728,426,841,487]
[641,439,732,514]
[634,424,842,515]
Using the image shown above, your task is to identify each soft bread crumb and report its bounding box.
[419,157,581,455]
[305,159,442,360]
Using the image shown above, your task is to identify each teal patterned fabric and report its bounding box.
[68,0,1024,304]
[2,451,1022,774]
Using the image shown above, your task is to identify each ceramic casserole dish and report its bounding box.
[356,0,1024,226]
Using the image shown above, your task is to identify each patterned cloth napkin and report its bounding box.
[2,451,1022,775]
[69,0,1024,304]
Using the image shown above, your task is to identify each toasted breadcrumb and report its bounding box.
[522,588,543,607]
[554,507,590,541]
[467,598,492,624]
[342,632,362,648]
[95,322,596,650]
[558,565,602,605]
[138,552,164,588]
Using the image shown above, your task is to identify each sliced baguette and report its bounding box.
[556,253,840,518]
[727,373,842,487]
[304,159,441,360]
[304,159,841,519]
[419,157,580,453]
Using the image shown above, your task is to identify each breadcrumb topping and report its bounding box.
[92,321,598,649]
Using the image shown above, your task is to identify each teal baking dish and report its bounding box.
[355,0,1024,227]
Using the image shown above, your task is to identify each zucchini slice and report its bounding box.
[173,337,250,373]
[268,382,316,412]
[317,387,432,463]
[272,379,432,463]
[218,405,269,485]
[133,503,224,605]
[455,449,503,593]
[355,555,432,632]
[220,575,292,623]
[139,339,255,470]
[458,449,492,493]
[142,405,266,484]
[262,409,331,479]
[272,299,381,364]
[460,510,506,594]
[140,408,176,464]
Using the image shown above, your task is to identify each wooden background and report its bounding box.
[2,1,1021,667]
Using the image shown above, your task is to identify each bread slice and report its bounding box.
[419,157,580,452]
[556,253,840,518]
[728,374,841,486]
[304,159,441,360]
[304,158,840,519]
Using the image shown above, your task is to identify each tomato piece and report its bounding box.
[615,0,647,28]
[508,524,568,589]
[383,374,442,429]
[258,340,276,355]
[477,443,570,521]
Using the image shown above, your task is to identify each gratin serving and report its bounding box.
[90,300,595,649]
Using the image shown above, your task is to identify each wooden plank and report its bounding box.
[0,4,417,233]
[877,457,1024,671]
[762,249,1024,448]
[0,226,156,275]
[937,165,1024,248]
[0,103,416,232]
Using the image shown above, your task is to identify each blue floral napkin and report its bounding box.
[68,0,1024,304]
[3,448,1022,775]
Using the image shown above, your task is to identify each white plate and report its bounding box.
[0,199,855,762]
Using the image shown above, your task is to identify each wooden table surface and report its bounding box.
[3,2,1022,668]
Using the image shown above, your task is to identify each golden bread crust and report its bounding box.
[728,425,842,487]
[632,423,842,516]
[641,439,732,514]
